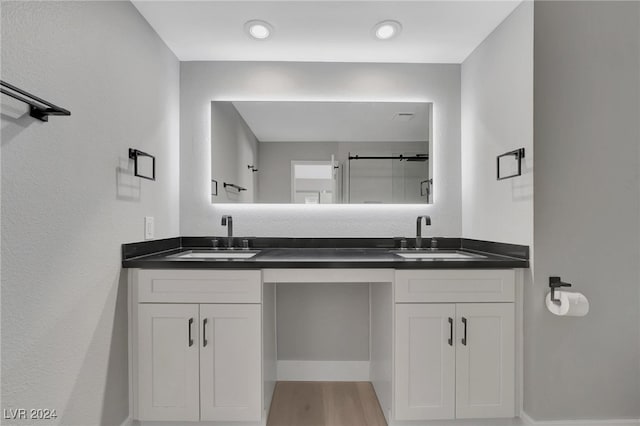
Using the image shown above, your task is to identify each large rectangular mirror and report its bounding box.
[211,101,432,204]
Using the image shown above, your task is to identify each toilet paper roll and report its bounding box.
[545,290,589,317]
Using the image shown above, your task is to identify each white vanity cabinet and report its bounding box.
[137,303,201,421]
[199,303,262,421]
[128,266,521,425]
[393,270,516,421]
[130,269,264,423]
[454,302,515,419]
[394,303,456,420]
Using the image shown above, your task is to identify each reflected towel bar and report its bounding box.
[223,182,247,192]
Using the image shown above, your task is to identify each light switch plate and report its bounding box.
[144,216,154,240]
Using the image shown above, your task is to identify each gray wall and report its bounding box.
[461,2,533,246]
[276,284,370,361]
[1,2,180,425]
[210,102,258,203]
[180,62,461,238]
[530,1,640,420]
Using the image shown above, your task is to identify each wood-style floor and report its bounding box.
[267,381,387,426]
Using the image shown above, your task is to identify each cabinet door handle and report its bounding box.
[461,317,467,346]
[448,317,453,346]
[188,318,194,347]
[203,318,208,347]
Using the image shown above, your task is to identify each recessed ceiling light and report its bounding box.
[245,20,273,40]
[373,20,402,40]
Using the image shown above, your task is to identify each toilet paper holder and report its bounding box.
[549,276,572,304]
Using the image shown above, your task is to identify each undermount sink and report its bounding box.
[169,250,260,260]
[391,250,486,260]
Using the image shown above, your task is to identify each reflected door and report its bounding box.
[291,159,338,204]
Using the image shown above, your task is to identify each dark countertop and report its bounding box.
[122,237,529,269]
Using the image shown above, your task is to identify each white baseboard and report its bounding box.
[276,360,370,381]
[120,417,132,426]
[390,418,525,426]
[134,420,264,426]
[389,415,640,426]
[521,412,640,426]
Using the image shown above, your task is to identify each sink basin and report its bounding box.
[169,250,260,260]
[392,250,486,260]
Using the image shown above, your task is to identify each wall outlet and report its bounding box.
[144,216,154,240]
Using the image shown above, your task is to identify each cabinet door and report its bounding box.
[200,304,262,421]
[456,303,515,419]
[137,304,200,421]
[395,304,456,420]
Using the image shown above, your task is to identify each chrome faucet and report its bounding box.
[221,215,233,248]
[415,215,431,249]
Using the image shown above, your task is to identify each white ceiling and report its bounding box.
[231,101,430,142]
[132,1,522,63]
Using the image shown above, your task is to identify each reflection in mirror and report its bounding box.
[211,101,432,204]
[291,159,340,204]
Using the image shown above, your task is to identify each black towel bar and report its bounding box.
[129,148,156,181]
[1,80,71,122]
[497,148,525,180]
